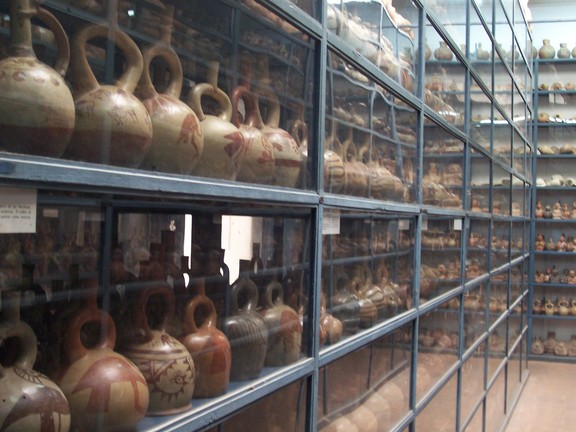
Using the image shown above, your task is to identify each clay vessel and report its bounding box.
[539,39,555,59]
[221,278,268,380]
[323,127,346,193]
[257,86,303,188]
[178,279,231,398]
[557,42,570,58]
[434,41,453,61]
[347,404,378,432]
[231,85,275,184]
[56,307,149,431]
[341,127,369,197]
[0,0,75,157]
[65,24,152,167]
[289,118,309,188]
[136,8,203,174]
[330,273,361,336]
[476,43,490,60]
[572,45,576,58]
[260,281,302,366]
[122,285,195,415]
[188,61,246,180]
[0,317,71,432]
[361,143,404,200]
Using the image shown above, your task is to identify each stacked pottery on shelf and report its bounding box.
[539,39,556,59]
[0,0,75,157]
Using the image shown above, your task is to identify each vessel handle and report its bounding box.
[230,278,259,313]
[0,320,38,377]
[133,284,175,340]
[70,24,143,94]
[139,43,183,100]
[188,82,233,122]
[63,307,117,364]
[183,295,217,333]
[35,7,70,77]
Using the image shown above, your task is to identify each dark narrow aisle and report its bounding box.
[505,361,576,432]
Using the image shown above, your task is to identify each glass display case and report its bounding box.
[530,52,576,362]
[0,0,532,431]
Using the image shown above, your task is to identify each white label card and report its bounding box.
[323,209,341,235]
[453,219,463,231]
[0,187,37,233]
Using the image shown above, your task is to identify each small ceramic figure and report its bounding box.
[567,237,575,252]
[571,201,576,219]
[557,234,568,252]
[535,201,544,218]
[562,203,571,219]
[535,233,546,251]
[553,202,563,219]
[544,205,553,218]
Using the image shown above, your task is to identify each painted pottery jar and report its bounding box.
[260,281,302,366]
[290,118,309,188]
[178,279,231,398]
[64,24,152,167]
[362,145,404,201]
[56,307,149,431]
[231,85,275,184]
[122,286,195,415]
[257,87,303,188]
[323,132,346,193]
[341,128,369,197]
[568,335,576,356]
[346,404,378,432]
[543,331,558,354]
[434,41,454,61]
[319,293,343,345]
[0,0,75,157]
[539,39,555,59]
[476,43,490,60]
[188,61,246,180]
[531,337,544,355]
[0,318,71,432]
[557,42,571,58]
[136,16,203,174]
[221,278,268,381]
[330,274,361,336]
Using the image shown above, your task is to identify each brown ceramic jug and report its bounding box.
[136,8,204,175]
[64,24,152,168]
[0,316,71,432]
[56,307,149,431]
[221,278,268,380]
[289,118,309,188]
[178,279,231,398]
[257,87,303,188]
[188,61,246,180]
[122,285,196,415]
[260,281,302,366]
[323,130,346,194]
[341,128,369,197]
[231,85,275,184]
[0,0,75,157]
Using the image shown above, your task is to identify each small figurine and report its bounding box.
[546,236,557,251]
[557,234,567,252]
[535,233,546,251]
[535,201,544,217]
[571,201,576,219]
[544,205,553,219]
[567,236,575,252]
[552,202,562,219]
[512,202,521,216]
[471,198,482,212]
[562,203,571,219]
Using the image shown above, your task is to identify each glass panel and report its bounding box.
[463,284,487,350]
[506,342,521,413]
[318,326,412,431]
[289,0,319,18]
[492,220,511,267]
[487,323,507,381]
[492,167,511,216]
[470,3,493,88]
[219,379,307,431]
[326,1,418,93]
[467,220,490,280]
[473,0,494,31]
[460,355,485,426]
[0,1,316,190]
[510,221,523,259]
[423,123,465,209]
[427,0,467,53]
[321,212,415,342]
[417,300,459,402]
[470,79,493,152]
[420,217,463,302]
[470,148,491,212]
[489,272,509,326]
[485,369,506,432]
[325,51,413,201]
[415,373,457,431]
[463,403,484,432]
[494,3,513,69]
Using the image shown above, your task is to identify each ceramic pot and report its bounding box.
[531,337,544,355]
[543,331,557,354]
[323,127,346,193]
[136,15,203,174]
[0,0,75,157]
[0,318,71,432]
[178,279,231,398]
[258,87,303,188]
[434,41,453,61]
[290,118,309,188]
[64,24,152,167]
[568,335,576,356]
[260,281,302,366]
[231,85,275,184]
[330,273,361,336]
[341,128,369,197]
[221,278,268,380]
[361,144,404,200]
[122,286,196,415]
[188,61,246,180]
[347,404,378,432]
[56,307,149,431]
[539,39,555,59]
[319,293,343,345]
[557,42,570,58]
[572,45,576,58]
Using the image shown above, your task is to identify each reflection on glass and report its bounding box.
[463,284,487,349]
[467,219,490,279]
[318,327,412,431]
[219,379,307,430]
[322,212,414,342]
[415,373,457,431]
[423,124,464,209]
[460,355,485,426]
[420,218,462,302]
[485,370,506,432]
[326,1,418,92]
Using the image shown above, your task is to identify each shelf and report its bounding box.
[533,282,576,289]
[535,218,576,223]
[534,250,576,256]
[536,154,576,159]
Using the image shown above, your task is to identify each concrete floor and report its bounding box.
[505,361,576,432]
